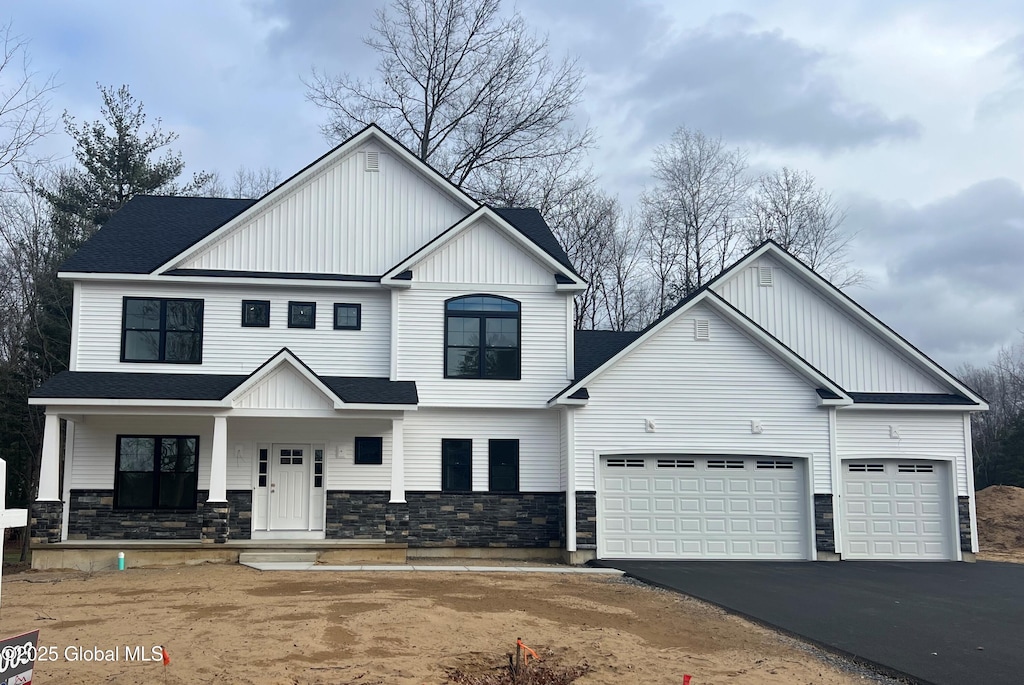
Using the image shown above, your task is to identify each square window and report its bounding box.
[121,297,203,363]
[288,301,316,328]
[354,437,383,465]
[242,300,270,327]
[115,435,199,509]
[442,439,472,491]
[488,439,519,492]
[334,303,361,330]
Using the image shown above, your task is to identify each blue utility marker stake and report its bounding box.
[117,551,125,571]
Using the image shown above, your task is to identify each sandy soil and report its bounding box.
[976,485,1024,563]
[0,564,873,685]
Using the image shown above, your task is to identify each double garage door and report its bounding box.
[599,455,809,559]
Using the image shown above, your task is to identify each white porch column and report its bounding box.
[37,414,61,501]
[61,420,76,541]
[389,416,405,503]
[209,416,228,503]
[564,408,577,552]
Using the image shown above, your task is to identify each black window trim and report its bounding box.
[354,436,384,465]
[443,294,521,380]
[287,301,317,329]
[441,438,473,492]
[120,296,204,364]
[488,438,520,493]
[114,434,200,510]
[333,302,362,330]
[241,299,271,328]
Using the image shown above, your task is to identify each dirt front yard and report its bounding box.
[0,564,878,684]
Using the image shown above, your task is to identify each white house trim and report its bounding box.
[224,348,345,409]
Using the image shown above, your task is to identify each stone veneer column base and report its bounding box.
[813,494,836,553]
[30,501,63,544]
[201,502,231,544]
[385,502,409,545]
[957,496,973,552]
[575,492,597,550]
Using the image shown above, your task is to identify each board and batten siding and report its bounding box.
[834,410,970,495]
[573,302,832,492]
[73,282,390,376]
[713,255,946,394]
[415,217,555,286]
[403,408,561,492]
[395,288,571,408]
[233,365,334,410]
[176,142,469,276]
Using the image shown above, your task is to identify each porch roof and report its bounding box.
[30,371,419,405]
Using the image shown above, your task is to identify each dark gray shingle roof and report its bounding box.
[59,197,576,277]
[60,196,257,274]
[848,392,975,405]
[31,371,418,405]
[574,330,642,380]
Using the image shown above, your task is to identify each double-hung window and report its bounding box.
[445,296,520,379]
[115,436,199,509]
[122,298,203,363]
[441,439,472,491]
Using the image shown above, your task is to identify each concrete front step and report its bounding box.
[238,552,318,564]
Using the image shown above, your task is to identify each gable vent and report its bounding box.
[365,150,380,172]
[758,265,774,287]
[607,458,645,468]
[657,458,695,468]
[694,318,710,341]
[848,463,884,473]
[898,464,934,473]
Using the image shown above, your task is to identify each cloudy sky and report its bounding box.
[6,0,1024,371]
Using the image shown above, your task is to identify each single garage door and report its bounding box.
[598,455,809,559]
[842,460,954,560]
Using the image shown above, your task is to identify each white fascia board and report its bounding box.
[550,396,588,407]
[29,398,228,408]
[224,349,346,409]
[58,272,383,289]
[152,125,478,275]
[751,245,987,406]
[839,403,985,412]
[381,206,586,288]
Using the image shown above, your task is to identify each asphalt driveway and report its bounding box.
[595,560,1024,685]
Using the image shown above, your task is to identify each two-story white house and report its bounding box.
[29,125,987,568]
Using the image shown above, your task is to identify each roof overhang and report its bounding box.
[224,348,346,409]
[550,289,852,406]
[380,206,587,290]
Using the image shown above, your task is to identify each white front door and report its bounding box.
[269,444,310,530]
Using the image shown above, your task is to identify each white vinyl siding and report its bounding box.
[176,142,469,276]
[714,256,946,393]
[70,416,395,493]
[396,288,571,408]
[74,282,390,376]
[835,410,970,495]
[415,217,554,286]
[574,303,831,492]
[403,408,560,491]
[71,416,218,490]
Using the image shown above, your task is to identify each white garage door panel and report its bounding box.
[598,456,809,560]
[842,460,953,561]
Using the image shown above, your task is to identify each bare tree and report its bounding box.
[0,22,56,186]
[744,167,863,287]
[640,127,750,308]
[959,341,1024,488]
[600,214,653,331]
[231,166,282,198]
[304,0,591,198]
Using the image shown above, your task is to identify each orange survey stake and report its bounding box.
[517,638,540,665]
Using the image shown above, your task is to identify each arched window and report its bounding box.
[445,295,521,380]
